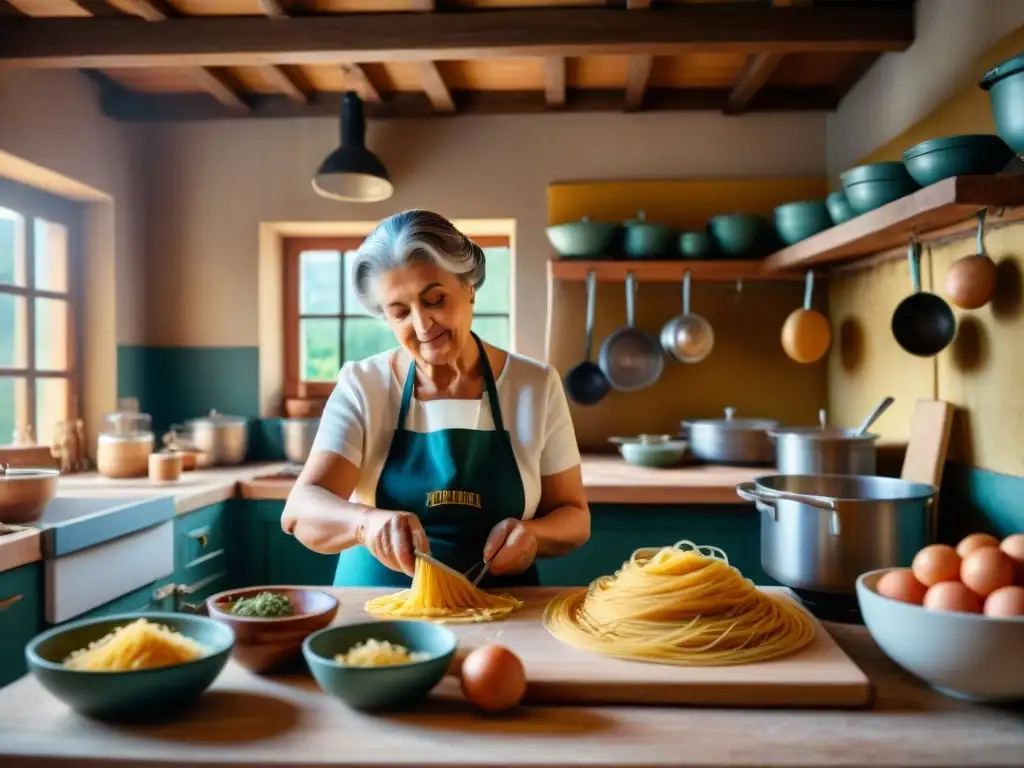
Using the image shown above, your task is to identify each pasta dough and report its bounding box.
[365,554,523,623]
[543,540,815,666]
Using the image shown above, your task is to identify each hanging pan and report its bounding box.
[564,270,611,405]
[598,272,664,392]
[891,239,956,357]
[660,270,714,363]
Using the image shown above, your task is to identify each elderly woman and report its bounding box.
[282,210,590,588]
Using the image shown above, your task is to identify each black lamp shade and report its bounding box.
[312,91,393,203]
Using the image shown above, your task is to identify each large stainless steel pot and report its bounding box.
[281,418,319,464]
[770,426,877,475]
[681,407,777,465]
[186,410,249,466]
[737,474,937,594]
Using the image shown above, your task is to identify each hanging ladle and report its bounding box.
[855,396,895,436]
[891,239,956,357]
[660,270,714,363]
[781,270,831,364]
[564,270,611,405]
[944,210,997,310]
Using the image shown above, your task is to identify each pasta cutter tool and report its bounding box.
[414,551,490,587]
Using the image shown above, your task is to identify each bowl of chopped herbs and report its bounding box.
[206,586,339,673]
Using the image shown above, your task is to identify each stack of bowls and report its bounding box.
[902,135,1015,186]
[840,162,920,214]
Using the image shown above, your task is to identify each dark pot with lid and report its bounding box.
[680,407,777,465]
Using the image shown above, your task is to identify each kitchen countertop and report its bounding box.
[0,617,1021,767]
[240,455,770,505]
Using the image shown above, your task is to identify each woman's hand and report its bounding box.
[484,518,538,576]
[357,509,430,577]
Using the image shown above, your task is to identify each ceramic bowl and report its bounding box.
[0,467,59,525]
[707,213,766,258]
[623,212,677,258]
[303,619,457,711]
[825,191,857,225]
[902,134,1015,186]
[206,586,339,673]
[773,200,832,245]
[25,612,234,719]
[840,162,920,213]
[609,435,688,468]
[980,52,1024,153]
[545,218,620,258]
[679,231,713,259]
[856,569,1024,703]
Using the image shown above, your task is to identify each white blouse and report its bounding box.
[311,349,582,520]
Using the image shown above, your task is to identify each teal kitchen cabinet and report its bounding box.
[175,501,230,604]
[77,577,176,620]
[234,500,336,587]
[0,563,42,688]
[538,503,773,587]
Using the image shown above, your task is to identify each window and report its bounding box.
[0,181,81,448]
[283,235,512,398]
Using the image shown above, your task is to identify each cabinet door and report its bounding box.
[241,501,335,587]
[77,578,175,621]
[0,564,42,689]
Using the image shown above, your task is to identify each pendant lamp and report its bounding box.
[312,91,393,203]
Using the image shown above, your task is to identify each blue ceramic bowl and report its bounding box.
[26,612,234,719]
[825,191,857,225]
[708,213,766,258]
[303,620,458,711]
[773,200,833,245]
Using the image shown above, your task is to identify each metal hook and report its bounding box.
[976,209,987,254]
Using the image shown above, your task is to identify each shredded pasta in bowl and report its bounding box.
[543,540,816,666]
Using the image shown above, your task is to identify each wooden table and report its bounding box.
[0,610,1021,766]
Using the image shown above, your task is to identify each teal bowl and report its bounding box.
[773,200,832,245]
[679,230,713,258]
[545,218,620,258]
[25,612,234,720]
[623,220,677,259]
[902,134,1015,186]
[303,620,458,711]
[980,53,1024,153]
[825,191,857,225]
[708,213,766,258]
[841,162,920,213]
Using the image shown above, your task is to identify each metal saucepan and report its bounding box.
[892,239,956,357]
[564,270,611,405]
[768,396,894,476]
[681,406,778,465]
[737,474,937,594]
[281,418,320,464]
[660,270,714,363]
[186,410,249,466]
[598,272,664,392]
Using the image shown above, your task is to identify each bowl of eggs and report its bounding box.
[856,532,1024,703]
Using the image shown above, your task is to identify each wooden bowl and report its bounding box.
[205,586,339,674]
[0,467,59,525]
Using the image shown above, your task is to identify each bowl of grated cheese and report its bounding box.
[25,613,234,720]
[303,619,457,711]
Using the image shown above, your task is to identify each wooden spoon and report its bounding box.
[781,270,832,364]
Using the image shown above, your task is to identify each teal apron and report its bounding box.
[333,333,539,589]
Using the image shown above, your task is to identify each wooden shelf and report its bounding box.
[548,259,801,283]
[763,173,1024,272]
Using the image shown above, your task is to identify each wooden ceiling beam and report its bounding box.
[624,55,653,112]
[259,0,288,16]
[341,63,382,103]
[108,0,170,21]
[189,68,249,112]
[726,52,785,114]
[0,5,916,69]
[261,65,307,104]
[417,61,455,113]
[543,56,566,109]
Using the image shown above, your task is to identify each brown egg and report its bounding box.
[460,644,526,714]
[876,568,928,605]
[956,532,1001,558]
[923,582,983,614]
[961,547,1015,597]
[781,308,832,364]
[912,544,961,587]
[999,534,1024,585]
[944,253,997,310]
[983,585,1024,618]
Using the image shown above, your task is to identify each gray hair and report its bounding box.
[351,210,486,315]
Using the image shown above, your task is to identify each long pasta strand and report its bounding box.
[543,540,815,666]
[365,556,523,623]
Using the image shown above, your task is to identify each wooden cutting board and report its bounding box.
[331,587,872,709]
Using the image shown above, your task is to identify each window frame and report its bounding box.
[0,179,83,448]
[282,234,511,399]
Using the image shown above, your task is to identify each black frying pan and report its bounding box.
[564,270,611,405]
[892,240,956,357]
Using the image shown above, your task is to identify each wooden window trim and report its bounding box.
[0,180,82,447]
[283,234,511,402]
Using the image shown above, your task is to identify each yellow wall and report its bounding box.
[827,26,1024,477]
[546,178,830,450]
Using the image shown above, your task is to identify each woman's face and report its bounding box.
[375,260,475,366]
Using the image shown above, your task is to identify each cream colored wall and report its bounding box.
[0,69,147,454]
[144,110,827,362]
[826,0,1024,178]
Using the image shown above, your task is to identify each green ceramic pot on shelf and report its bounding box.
[825,191,857,225]
[902,134,1015,186]
[623,210,677,259]
[980,53,1024,154]
[773,200,833,245]
[679,230,714,259]
[840,162,919,214]
[545,217,620,259]
[707,213,766,258]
